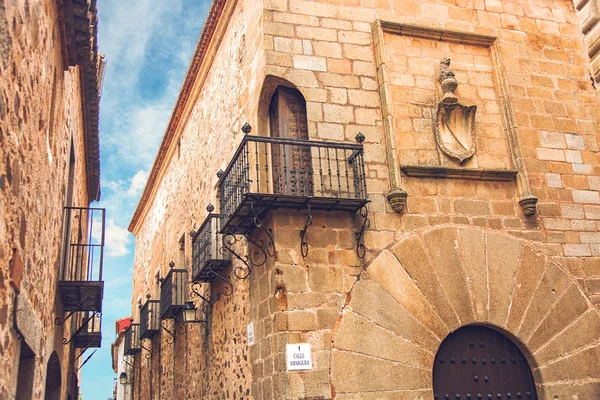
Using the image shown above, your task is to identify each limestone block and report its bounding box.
[366,250,448,339]
[534,308,600,365]
[331,350,430,393]
[517,262,572,342]
[424,227,475,325]
[392,234,460,331]
[348,278,440,351]
[486,231,523,327]
[538,381,600,399]
[526,284,589,352]
[457,227,489,321]
[334,310,433,368]
[536,345,600,382]
[505,245,547,333]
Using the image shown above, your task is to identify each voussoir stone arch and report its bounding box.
[330,225,600,399]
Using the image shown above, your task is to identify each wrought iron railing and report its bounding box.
[139,298,160,339]
[57,207,105,313]
[65,311,102,348]
[218,135,368,234]
[124,323,140,355]
[191,211,230,282]
[160,263,188,319]
[59,207,105,282]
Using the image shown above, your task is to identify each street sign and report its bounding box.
[286,343,312,371]
[247,322,255,346]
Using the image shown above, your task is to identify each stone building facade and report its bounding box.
[124,0,600,399]
[0,0,104,399]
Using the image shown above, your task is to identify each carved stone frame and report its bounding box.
[373,21,537,216]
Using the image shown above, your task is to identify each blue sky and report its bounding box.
[81,1,211,398]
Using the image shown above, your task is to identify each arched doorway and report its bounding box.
[433,326,538,399]
[44,352,61,400]
[268,85,313,196]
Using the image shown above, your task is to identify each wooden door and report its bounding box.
[433,326,538,400]
[269,86,313,196]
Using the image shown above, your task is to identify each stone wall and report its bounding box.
[128,0,600,399]
[129,0,263,398]
[0,0,98,399]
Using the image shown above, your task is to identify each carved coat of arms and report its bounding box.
[434,58,477,163]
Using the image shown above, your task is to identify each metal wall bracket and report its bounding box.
[62,311,100,345]
[160,319,175,344]
[55,310,77,326]
[140,340,152,360]
[190,281,214,315]
[300,205,313,257]
[75,349,97,372]
[221,233,252,281]
[122,355,133,368]
[250,201,276,258]
[355,206,370,258]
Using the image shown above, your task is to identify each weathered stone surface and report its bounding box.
[392,234,460,330]
[121,0,600,397]
[331,350,430,393]
[506,245,547,332]
[534,309,600,365]
[423,227,474,325]
[335,310,433,368]
[536,345,600,382]
[457,227,489,321]
[527,284,590,352]
[517,262,572,342]
[348,278,440,351]
[366,250,448,339]
[486,232,523,327]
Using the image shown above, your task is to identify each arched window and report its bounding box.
[433,326,538,400]
[269,86,313,196]
[44,352,61,400]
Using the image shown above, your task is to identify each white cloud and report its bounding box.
[126,170,148,197]
[104,218,131,257]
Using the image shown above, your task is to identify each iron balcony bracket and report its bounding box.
[299,204,313,258]
[250,201,276,258]
[62,311,100,345]
[140,340,152,360]
[122,355,134,368]
[190,281,214,315]
[204,260,235,296]
[160,319,175,344]
[55,310,78,326]
[75,349,97,372]
[74,347,89,363]
[355,205,371,258]
[221,234,252,283]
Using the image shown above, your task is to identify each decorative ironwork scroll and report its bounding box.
[300,205,313,257]
[190,281,214,315]
[355,206,371,258]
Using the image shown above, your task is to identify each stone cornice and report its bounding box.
[128,0,231,234]
[56,0,102,201]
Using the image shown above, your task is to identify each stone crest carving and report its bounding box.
[434,58,477,163]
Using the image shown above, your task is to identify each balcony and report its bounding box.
[191,211,231,283]
[139,297,160,339]
[218,135,368,236]
[160,263,188,319]
[72,311,102,349]
[58,207,105,312]
[123,323,140,355]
